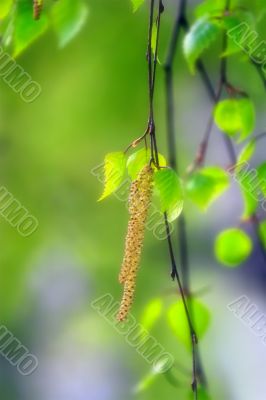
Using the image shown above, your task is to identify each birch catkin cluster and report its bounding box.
[117,165,154,321]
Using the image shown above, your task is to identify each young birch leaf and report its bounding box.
[127,148,166,180]
[221,11,255,57]
[167,299,211,349]
[98,152,126,201]
[215,228,252,267]
[238,139,256,164]
[13,0,48,56]
[131,0,145,12]
[241,188,258,219]
[214,98,255,142]
[140,298,163,332]
[183,17,221,73]
[257,162,266,197]
[234,165,259,218]
[51,0,88,48]
[154,168,184,222]
[186,166,229,211]
[0,0,13,19]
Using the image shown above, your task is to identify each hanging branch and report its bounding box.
[163,0,209,391]
[174,0,266,266]
[146,1,199,397]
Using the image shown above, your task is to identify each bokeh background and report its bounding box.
[0,0,266,399]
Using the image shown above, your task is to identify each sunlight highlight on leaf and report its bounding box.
[154,168,184,222]
[98,152,126,201]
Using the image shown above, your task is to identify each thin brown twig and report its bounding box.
[163,0,209,392]
[146,1,199,398]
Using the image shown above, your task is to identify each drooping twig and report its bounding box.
[179,1,266,267]
[146,1,199,397]
[163,0,209,393]
[253,132,266,143]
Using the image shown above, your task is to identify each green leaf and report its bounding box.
[183,17,221,73]
[238,139,256,164]
[214,98,255,142]
[131,0,145,12]
[215,228,252,267]
[140,298,163,332]
[0,0,13,19]
[258,221,266,249]
[98,152,126,201]
[167,298,211,349]
[222,12,255,57]
[154,168,184,222]
[13,0,48,56]
[234,163,259,218]
[185,166,229,211]
[127,148,166,180]
[51,0,88,48]
[257,162,266,197]
[241,187,258,219]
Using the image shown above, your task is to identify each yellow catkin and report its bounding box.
[33,0,43,20]
[117,164,153,321]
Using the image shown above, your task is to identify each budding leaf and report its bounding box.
[154,168,184,222]
[131,0,145,12]
[127,148,166,180]
[215,228,252,267]
[51,0,88,48]
[183,17,221,73]
[98,152,126,201]
[214,98,255,142]
[167,299,211,349]
[186,166,229,211]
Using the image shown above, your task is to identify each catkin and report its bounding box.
[117,165,153,321]
[33,0,43,20]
